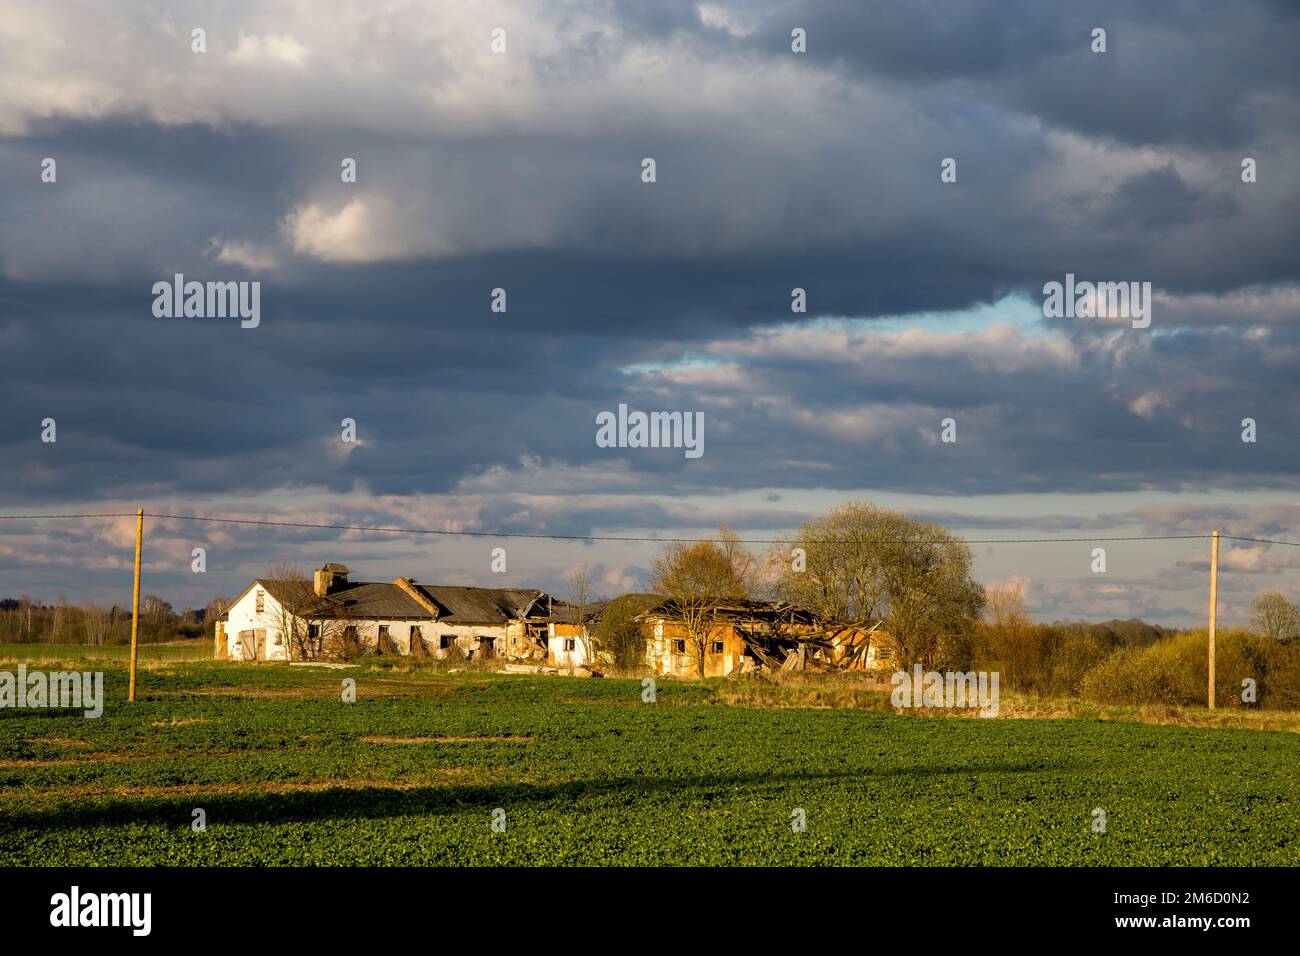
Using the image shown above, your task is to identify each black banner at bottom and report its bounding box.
[0,865,1283,943]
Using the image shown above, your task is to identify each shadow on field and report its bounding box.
[0,758,1082,832]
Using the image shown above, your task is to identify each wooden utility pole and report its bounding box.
[128,508,143,702]
[1208,529,1219,710]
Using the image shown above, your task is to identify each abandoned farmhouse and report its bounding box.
[218,564,888,676]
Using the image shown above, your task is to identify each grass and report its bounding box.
[717,670,1300,732]
[0,640,211,662]
[0,658,1296,866]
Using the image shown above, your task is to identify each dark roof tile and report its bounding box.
[414,584,550,624]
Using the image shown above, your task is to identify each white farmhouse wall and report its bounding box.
[223,585,529,661]
[547,622,591,669]
[224,584,292,661]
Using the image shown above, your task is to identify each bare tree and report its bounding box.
[80,600,109,646]
[139,595,176,641]
[564,564,598,665]
[982,581,1043,690]
[52,596,67,642]
[718,525,759,595]
[260,563,355,661]
[650,529,752,677]
[1250,591,1300,643]
[770,502,984,669]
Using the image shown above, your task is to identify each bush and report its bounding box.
[1043,628,1109,698]
[1266,647,1300,709]
[592,595,658,673]
[1078,629,1300,709]
[1078,634,1204,706]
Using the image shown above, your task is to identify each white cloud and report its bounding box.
[1130,391,1167,420]
[230,32,310,68]
[280,197,446,263]
[207,237,279,272]
[710,319,1077,375]
[0,0,815,138]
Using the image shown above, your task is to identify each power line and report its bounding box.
[0,513,136,520]
[0,511,1214,546]
[1221,534,1300,548]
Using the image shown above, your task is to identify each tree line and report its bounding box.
[0,595,227,645]
[622,502,1300,709]
[636,502,985,676]
[8,499,1300,711]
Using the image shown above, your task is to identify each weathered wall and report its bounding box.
[547,622,590,669]
[222,584,573,664]
[647,619,743,677]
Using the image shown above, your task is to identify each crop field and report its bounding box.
[0,641,211,662]
[0,658,1297,866]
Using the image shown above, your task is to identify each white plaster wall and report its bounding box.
[224,583,291,661]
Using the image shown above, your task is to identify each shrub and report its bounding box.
[1079,632,1205,706]
[1078,628,1300,709]
[1043,628,1109,698]
[592,594,658,673]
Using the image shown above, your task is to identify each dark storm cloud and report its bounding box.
[737,0,1300,149]
[1104,164,1238,231]
[1,0,1298,514]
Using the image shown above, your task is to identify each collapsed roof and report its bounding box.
[639,597,818,626]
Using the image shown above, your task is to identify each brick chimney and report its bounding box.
[313,563,350,597]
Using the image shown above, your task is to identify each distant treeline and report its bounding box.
[0,596,222,646]
[1048,618,1175,649]
[979,589,1300,710]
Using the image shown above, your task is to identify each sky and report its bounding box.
[2,1,1299,626]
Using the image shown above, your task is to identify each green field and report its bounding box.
[0,641,211,662]
[0,658,1296,865]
